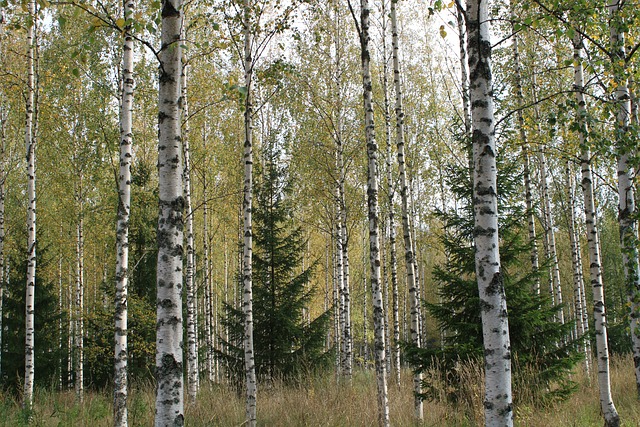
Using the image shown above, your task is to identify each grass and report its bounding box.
[1,354,639,426]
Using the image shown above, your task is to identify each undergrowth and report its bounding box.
[1,354,638,426]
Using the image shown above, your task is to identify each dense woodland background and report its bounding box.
[1,0,639,425]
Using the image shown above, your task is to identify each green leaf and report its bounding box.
[72,68,80,77]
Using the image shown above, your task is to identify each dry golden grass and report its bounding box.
[1,354,639,426]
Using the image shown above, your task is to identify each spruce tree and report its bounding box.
[219,143,330,384]
[407,148,582,406]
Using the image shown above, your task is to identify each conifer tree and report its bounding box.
[219,142,330,384]
[408,151,581,407]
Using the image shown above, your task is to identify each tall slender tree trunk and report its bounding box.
[566,161,590,374]
[390,0,422,419]
[0,72,5,386]
[380,5,400,383]
[114,0,135,421]
[572,31,620,427]
[75,194,85,402]
[202,173,213,383]
[362,223,369,364]
[155,0,184,423]
[538,148,564,323]
[335,189,346,376]
[182,63,198,402]
[608,0,640,397]
[242,0,257,423]
[510,19,540,293]
[57,255,63,389]
[23,0,37,410]
[466,0,513,424]
[357,0,389,424]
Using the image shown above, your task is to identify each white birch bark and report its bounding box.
[566,161,590,374]
[68,272,73,388]
[203,182,213,382]
[114,0,134,420]
[466,0,513,424]
[182,63,198,402]
[390,0,422,419]
[155,0,184,423]
[358,0,389,424]
[510,22,540,293]
[538,148,564,324]
[242,0,257,422]
[573,32,620,427]
[58,256,63,389]
[0,72,5,385]
[74,201,85,402]
[608,0,640,397]
[341,219,352,376]
[362,223,369,363]
[380,9,399,380]
[23,0,37,410]
[335,192,346,375]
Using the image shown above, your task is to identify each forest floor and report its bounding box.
[1,354,639,426]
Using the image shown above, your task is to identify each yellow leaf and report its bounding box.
[116,18,125,29]
[439,25,447,38]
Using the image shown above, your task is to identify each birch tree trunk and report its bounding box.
[573,31,620,427]
[380,4,400,383]
[182,63,198,402]
[390,0,422,419]
[155,0,184,423]
[75,196,85,402]
[23,0,37,410]
[242,0,257,423]
[466,0,513,424]
[0,74,5,385]
[538,148,564,323]
[358,0,389,424]
[203,177,213,382]
[335,186,347,376]
[510,20,540,293]
[566,161,590,374]
[114,0,134,420]
[609,0,640,397]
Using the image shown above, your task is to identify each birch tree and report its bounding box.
[155,0,184,423]
[114,0,135,421]
[510,19,540,293]
[241,0,257,422]
[182,62,198,402]
[351,0,389,424]
[23,0,37,411]
[380,0,400,385]
[466,0,513,424]
[0,11,6,382]
[572,31,620,427]
[566,161,590,373]
[608,0,640,397]
[390,0,422,419]
[74,177,85,402]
